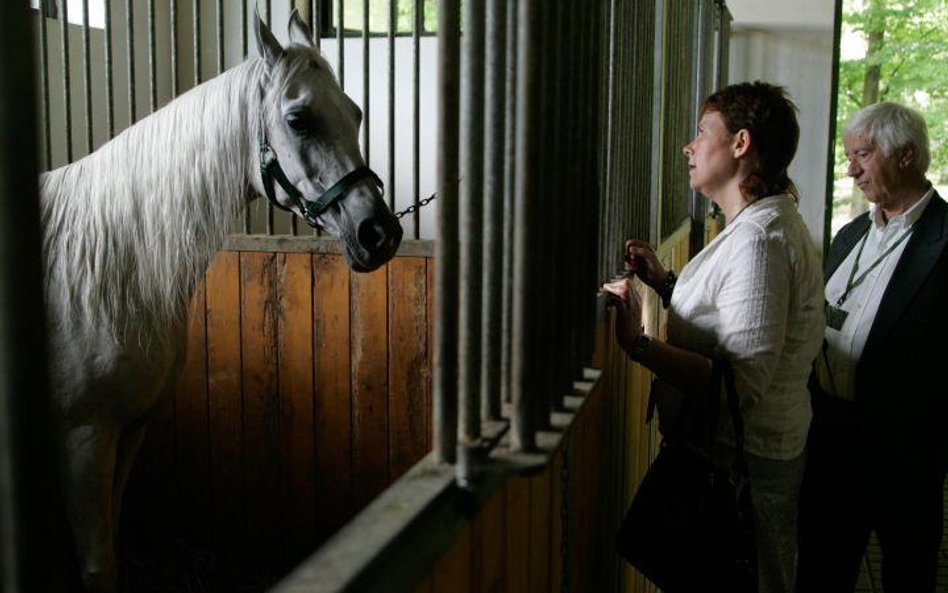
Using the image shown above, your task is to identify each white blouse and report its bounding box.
[667,194,825,460]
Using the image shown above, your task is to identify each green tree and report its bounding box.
[834,0,948,217]
[342,0,438,34]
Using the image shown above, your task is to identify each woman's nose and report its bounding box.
[682,142,693,157]
[847,159,860,177]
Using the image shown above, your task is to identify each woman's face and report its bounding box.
[682,111,741,198]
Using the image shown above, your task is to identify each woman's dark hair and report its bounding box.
[701,81,800,201]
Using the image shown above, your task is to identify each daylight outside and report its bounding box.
[832,0,948,236]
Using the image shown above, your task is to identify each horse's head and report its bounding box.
[253,10,402,272]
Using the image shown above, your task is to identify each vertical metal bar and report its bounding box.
[263,0,274,235]
[434,0,460,465]
[411,0,421,238]
[193,0,201,84]
[38,0,52,169]
[387,0,395,211]
[649,0,664,247]
[81,0,93,153]
[0,2,57,589]
[481,0,506,422]
[242,0,251,234]
[290,0,300,237]
[60,0,73,162]
[216,0,223,74]
[337,0,344,88]
[170,0,178,98]
[511,0,541,452]
[499,0,517,405]
[126,0,136,124]
[458,0,486,481]
[105,0,114,137]
[148,0,157,112]
[312,0,321,49]
[362,0,370,166]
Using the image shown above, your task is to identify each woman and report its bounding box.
[602,81,824,593]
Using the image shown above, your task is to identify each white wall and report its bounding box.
[728,26,836,253]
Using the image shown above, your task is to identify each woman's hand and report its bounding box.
[600,277,644,354]
[624,239,669,291]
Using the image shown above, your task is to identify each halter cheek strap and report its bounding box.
[258,123,384,228]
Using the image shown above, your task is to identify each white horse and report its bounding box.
[39,10,401,592]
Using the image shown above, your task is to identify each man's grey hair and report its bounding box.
[844,101,930,174]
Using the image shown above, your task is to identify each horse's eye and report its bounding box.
[286,113,311,134]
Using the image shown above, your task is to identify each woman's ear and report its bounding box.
[732,129,752,159]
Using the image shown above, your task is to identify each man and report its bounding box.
[797,101,947,592]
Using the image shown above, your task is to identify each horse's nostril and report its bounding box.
[358,219,385,250]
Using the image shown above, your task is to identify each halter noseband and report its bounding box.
[258,120,383,228]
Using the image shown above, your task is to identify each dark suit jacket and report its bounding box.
[822,191,948,480]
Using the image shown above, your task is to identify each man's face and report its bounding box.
[843,132,905,207]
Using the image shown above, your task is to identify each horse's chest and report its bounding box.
[50,323,187,424]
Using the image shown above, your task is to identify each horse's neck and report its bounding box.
[41,59,265,334]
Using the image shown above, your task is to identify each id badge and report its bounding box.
[825,303,849,331]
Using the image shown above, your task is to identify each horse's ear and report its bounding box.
[254,9,284,71]
[288,8,316,48]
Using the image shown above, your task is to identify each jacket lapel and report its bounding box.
[825,213,871,281]
[864,192,948,351]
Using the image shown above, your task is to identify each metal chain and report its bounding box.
[560,443,570,593]
[393,192,438,219]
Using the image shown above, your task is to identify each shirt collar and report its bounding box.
[869,185,934,231]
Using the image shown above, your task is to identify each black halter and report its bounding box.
[258,120,383,228]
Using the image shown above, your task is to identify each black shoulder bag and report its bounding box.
[615,359,758,593]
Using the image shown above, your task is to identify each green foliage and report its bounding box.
[341,0,439,34]
[835,0,948,192]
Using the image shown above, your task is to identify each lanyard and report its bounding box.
[836,225,913,307]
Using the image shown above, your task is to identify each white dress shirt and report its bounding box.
[667,194,825,459]
[817,187,935,400]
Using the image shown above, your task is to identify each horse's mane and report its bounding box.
[40,59,265,338]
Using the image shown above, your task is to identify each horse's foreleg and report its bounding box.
[111,418,148,541]
[60,423,120,593]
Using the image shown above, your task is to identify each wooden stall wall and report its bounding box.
[121,245,434,588]
[410,224,692,593]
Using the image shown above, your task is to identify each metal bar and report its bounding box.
[105,0,114,138]
[170,0,178,98]
[458,0,486,482]
[312,0,321,49]
[263,1,275,235]
[126,0,135,124]
[434,0,460,465]
[0,2,57,589]
[411,0,421,238]
[336,0,344,87]
[499,0,517,405]
[481,0,506,422]
[216,0,223,73]
[60,0,73,162]
[242,0,251,234]
[148,0,157,112]
[511,0,541,452]
[193,0,201,84]
[387,0,395,211]
[362,0,369,166]
[38,0,51,168]
[82,0,93,153]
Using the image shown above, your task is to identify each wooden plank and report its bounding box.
[550,449,564,593]
[205,251,244,546]
[476,487,506,593]
[240,251,282,558]
[313,253,352,537]
[279,253,316,555]
[528,467,552,593]
[431,526,471,593]
[350,264,390,508]
[388,257,429,479]
[174,282,211,543]
[426,259,435,450]
[506,478,530,593]
[223,234,435,258]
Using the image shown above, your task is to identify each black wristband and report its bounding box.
[657,270,676,309]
